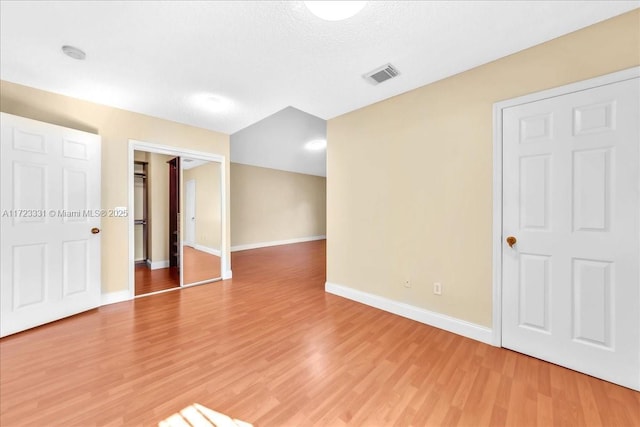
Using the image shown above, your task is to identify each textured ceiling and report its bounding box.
[0,0,639,134]
[0,1,636,135]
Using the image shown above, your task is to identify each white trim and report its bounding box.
[101,290,132,306]
[192,244,221,257]
[147,259,169,270]
[492,66,640,347]
[223,270,233,280]
[231,235,326,252]
[129,139,226,163]
[494,67,640,109]
[134,286,181,299]
[128,144,136,300]
[183,277,223,287]
[127,139,229,298]
[219,157,230,285]
[492,96,504,347]
[325,282,493,345]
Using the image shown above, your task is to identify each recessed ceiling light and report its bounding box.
[61,45,86,60]
[305,139,327,151]
[304,1,367,21]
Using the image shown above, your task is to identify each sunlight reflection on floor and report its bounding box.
[158,403,253,427]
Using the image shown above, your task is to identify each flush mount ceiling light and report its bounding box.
[61,45,86,60]
[193,93,234,113]
[304,1,367,21]
[305,139,327,151]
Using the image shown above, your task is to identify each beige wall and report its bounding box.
[0,81,230,294]
[327,10,640,327]
[183,162,222,250]
[231,163,326,247]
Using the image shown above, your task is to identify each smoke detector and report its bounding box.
[363,63,400,85]
[61,45,86,60]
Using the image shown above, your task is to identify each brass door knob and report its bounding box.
[506,236,517,248]
[91,227,100,234]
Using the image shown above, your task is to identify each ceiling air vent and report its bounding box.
[363,63,400,85]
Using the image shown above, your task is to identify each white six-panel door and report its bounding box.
[502,77,639,390]
[0,113,101,337]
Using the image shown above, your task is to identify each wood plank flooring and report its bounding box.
[1,240,638,426]
[135,247,221,295]
[135,264,179,295]
[183,246,221,285]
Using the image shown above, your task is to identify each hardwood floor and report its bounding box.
[135,247,221,295]
[183,246,221,285]
[1,240,638,426]
[135,264,179,295]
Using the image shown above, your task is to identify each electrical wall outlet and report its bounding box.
[433,282,442,295]
[403,280,411,288]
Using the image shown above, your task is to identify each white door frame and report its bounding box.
[492,66,640,346]
[127,139,229,299]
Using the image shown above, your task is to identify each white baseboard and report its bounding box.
[325,282,493,345]
[192,244,221,257]
[231,235,326,252]
[147,259,169,270]
[101,290,131,306]
[222,269,233,280]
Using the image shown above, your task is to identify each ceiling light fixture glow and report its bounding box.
[305,139,327,151]
[193,93,234,113]
[304,1,367,21]
[61,45,86,60]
